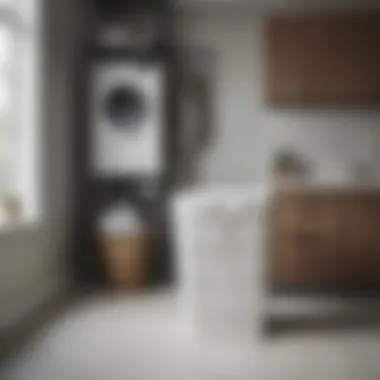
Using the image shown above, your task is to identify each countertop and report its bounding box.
[173,180,380,205]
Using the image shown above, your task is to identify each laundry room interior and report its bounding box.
[6,0,380,378]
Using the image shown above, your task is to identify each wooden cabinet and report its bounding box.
[270,192,380,290]
[266,13,380,106]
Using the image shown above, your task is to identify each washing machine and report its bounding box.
[90,59,165,177]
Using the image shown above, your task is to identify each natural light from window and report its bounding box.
[0,0,39,227]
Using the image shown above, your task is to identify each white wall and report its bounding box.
[0,0,87,329]
[179,11,380,184]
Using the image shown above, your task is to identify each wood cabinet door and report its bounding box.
[340,194,380,286]
[271,193,340,287]
[271,193,380,290]
[267,13,380,106]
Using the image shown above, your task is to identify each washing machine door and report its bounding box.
[104,85,146,130]
[91,61,164,177]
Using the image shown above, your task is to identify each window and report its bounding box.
[0,0,39,225]
[0,25,13,199]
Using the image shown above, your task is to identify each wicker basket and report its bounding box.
[102,233,149,289]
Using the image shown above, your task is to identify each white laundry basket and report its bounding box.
[172,186,269,343]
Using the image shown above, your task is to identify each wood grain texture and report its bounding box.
[270,192,380,288]
[101,234,150,288]
[266,12,380,106]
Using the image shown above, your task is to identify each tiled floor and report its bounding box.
[3,290,380,380]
